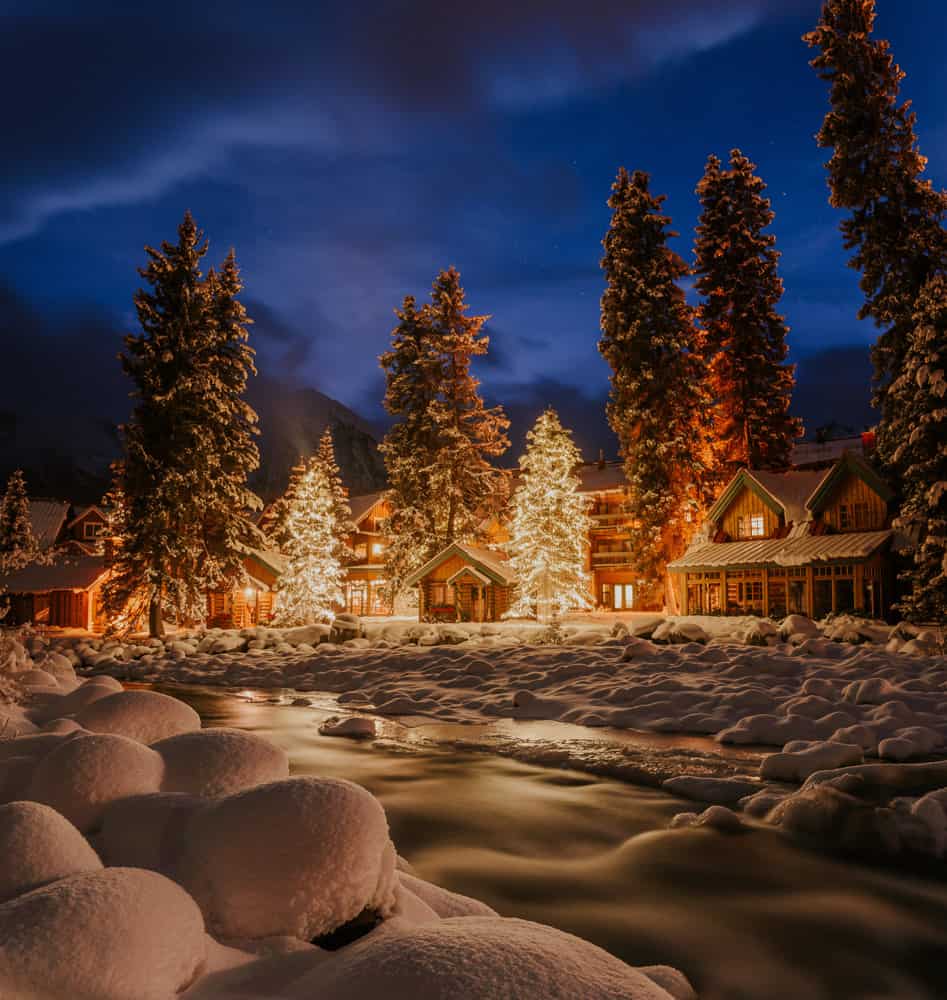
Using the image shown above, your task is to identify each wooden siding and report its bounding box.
[720,486,781,540]
[820,473,888,533]
[416,555,510,622]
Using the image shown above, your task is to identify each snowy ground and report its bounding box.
[18,610,947,861]
[0,631,694,999]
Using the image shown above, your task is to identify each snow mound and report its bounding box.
[28,733,164,832]
[0,867,206,1000]
[155,728,289,797]
[0,801,102,901]
[175,776,397,940]
[295,916,680,999]
[75,689,201,744]
[760,741,864,783]
[319,715,377,739]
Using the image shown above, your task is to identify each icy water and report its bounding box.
[165,684,947,1000]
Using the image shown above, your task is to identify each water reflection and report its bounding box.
[164,684,947,1000]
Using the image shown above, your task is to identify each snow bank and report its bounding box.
[75,689,201,743]
[175,777,398,940]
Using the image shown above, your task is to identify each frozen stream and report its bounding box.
[163,684,947,1000]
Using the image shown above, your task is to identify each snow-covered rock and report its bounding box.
[28,733,164,832]
[155,728,289,798]
[0,867,206,1000]
[74,689,200,744]
[319,715,377,739]
[398,872,497,919]
[293,916,681,999]
[0,802,102,901]
[174,777,398,940]
[760,741,864,783]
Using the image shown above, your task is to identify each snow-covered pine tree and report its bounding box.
[380,295,443,599]
[315,426,353,563]
[263,458,306,551]
[425,267,510,545]
[0,470,37,572]
[104,213,262,636]
[380,276,509,600]
[599,168,710,607]
[890,275,947,622]
[805,1,947,475]
[694,150,803,480]
[273,455,346,625]
[505,409,592,619]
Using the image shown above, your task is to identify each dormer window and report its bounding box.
[750,515,765,537]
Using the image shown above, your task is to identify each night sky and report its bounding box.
[2,0,946,459]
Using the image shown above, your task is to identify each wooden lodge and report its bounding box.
[206,549,286,629]
[343,493,392,616]
[403,542,515,623]
[668,453,897,619]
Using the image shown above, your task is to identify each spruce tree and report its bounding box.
[425,267,510,545]
[0,470,37,572]
[315,426,353,564]
[273,456,346,625]
[104,212,261,636]
[694,149,802,479]
[599,168,709,607]
[505,409,592,619]
[380,295,442,598]
[263,458,306,552]
[890,275,947,622]
[805,0,947,472]
[380,276,509,600]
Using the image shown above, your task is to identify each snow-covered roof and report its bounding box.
[668,530,892,570]
[792,436,867,469]
[29,500,71,551]
[349,492,386,527]
[0,552,108,593]
[745,469,830,525]
[247,548,287,578]
[575,463,626,494]
[403,542,516,589]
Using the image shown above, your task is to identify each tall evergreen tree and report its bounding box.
[425,267,510,545]
[263,457,306,552]
[805,0,947,472]
[890,275,947,622]
[104,212,262,636]
[0,470,37,572]
[380,275,509,599]
[379,295,443,599]
[315,426,354,564]
[599,168,709,607]
[273,456,346,625]
[694,150,802,479]
[505,409,592,619]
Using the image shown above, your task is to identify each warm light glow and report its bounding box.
[244,587,255,600]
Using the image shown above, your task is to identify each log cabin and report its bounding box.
[343,492,392,616]
[206,549,286,628]
[403,542,515,623]
[668,452,897,619]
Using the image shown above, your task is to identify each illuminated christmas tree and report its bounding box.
[273,455,346,625]
[506,409,592,620]
[0,469,37,572]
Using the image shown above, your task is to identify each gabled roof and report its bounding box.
[247,548,287,578]
[403,542,516,589]
[806,451,894,513]
[65,505,110,530]
[349,492,386,527]
[29,500,71,551]
[707,468,829,526]
[0,552,108,593]
[668,530,892,570]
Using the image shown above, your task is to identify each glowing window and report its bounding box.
[750,515,765,537]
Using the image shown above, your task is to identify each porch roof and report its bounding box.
[668,530,893,571]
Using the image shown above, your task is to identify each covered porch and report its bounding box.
[404,542,515,623]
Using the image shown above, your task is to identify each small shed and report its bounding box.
[404,542,515,623]
[206,549,287,628]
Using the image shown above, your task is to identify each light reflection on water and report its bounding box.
[162,684,947,1000]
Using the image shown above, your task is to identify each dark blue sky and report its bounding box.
[2,0,946,458]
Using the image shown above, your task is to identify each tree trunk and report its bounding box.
[149,591,164,638]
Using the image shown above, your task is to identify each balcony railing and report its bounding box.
[591,550,635,567]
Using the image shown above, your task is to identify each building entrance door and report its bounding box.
[613,584,634,610]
